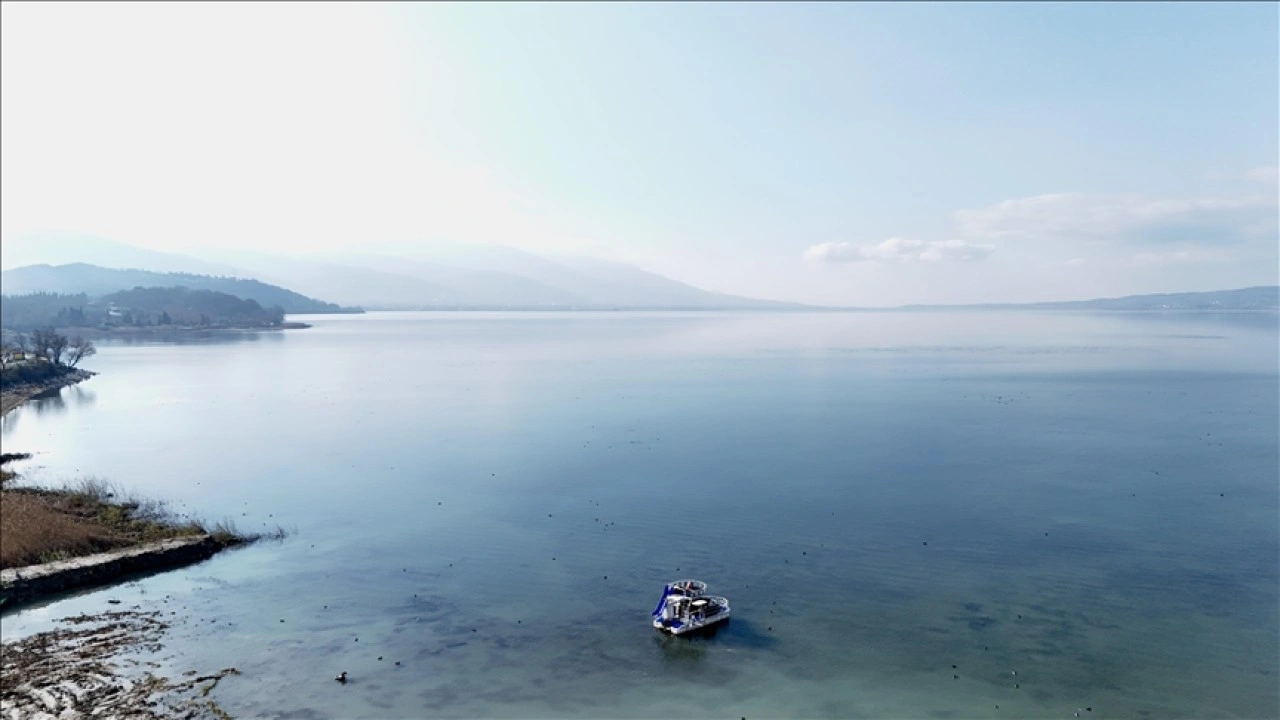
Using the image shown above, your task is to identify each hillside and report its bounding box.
[199,246,801,309]
[0,232,242,275]
[1024,286,1280,311]
[0,264,361,314]
[7,236,800,309]
[0,288,287,331]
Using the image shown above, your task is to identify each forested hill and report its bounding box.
[1,288,287,331]
[0,263,361,314]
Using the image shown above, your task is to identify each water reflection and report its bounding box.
[6,385,95,421]
[27,389,68,416]
[0,311,1274,719]
[1,385,97,436]
[96,328,289,347]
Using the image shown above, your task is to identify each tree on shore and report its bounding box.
[66,336,96,367]
[25,327,93,367]
[30,327,70,365]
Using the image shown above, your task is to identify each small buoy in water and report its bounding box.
[378,656,383,661]
[335,672,347,683]
[395,661,401,666]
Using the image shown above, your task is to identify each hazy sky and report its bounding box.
[2,2,1276,305]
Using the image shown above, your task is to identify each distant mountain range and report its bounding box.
[1,233,1275,313]
[0,264,358,314]
[899,286,1280,312]
[0,233,798,310]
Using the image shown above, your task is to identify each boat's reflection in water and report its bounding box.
[653,616,780,665]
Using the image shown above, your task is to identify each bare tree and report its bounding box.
[31,327,70,365]
[47,331,69,365]
[30,327,53,362]
[66,336,96,367]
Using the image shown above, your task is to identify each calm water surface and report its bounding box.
[3,311,1277,719]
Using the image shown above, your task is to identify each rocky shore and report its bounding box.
[0,609,239,719]
[0,367,95,416]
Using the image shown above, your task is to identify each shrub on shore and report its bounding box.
[0,476,278,569]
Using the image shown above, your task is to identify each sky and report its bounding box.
[2,2,1276,306]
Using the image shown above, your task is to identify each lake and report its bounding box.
[2,310,1277,719]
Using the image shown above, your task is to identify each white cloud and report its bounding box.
[955,191,1277,246]
[803,237,994,264]
[1064,257,1087,267]
[1131,249,1235,266]
[1246,165,1278,185]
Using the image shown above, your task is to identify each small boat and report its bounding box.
[651,579,730,635]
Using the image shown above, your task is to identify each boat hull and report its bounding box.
[652,608,731,635]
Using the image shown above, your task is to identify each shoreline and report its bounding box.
[44,322,312,340]
[1,608,239,718]
[0,356,272,716]
[1,535,239,612]
[0,367,95,417]
[0,480,276,609]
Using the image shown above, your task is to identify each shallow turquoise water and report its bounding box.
[3,311,1277,718]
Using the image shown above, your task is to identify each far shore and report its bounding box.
[38,321,312,340]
